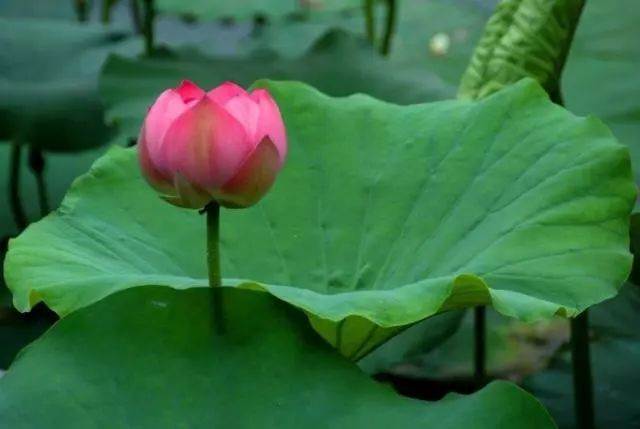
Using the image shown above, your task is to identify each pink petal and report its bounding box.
[161,96,252,190]
[215,137,281,208]
[142,89,190,167]
[175,80,205,103]
[223,94,261,144]
[138,125,175,196]
[208,81,248,105]
[252,89,287,164]
[162,173,213,209]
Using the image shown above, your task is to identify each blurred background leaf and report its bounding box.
[0,17,140,151]
[156,0,364,20]
[0,0,79,20]
[562,0,640,188]
[100,29,453,139]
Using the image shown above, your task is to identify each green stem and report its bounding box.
[129,0,143,34]
[473,306,486,384]
[74,0,88,22]
[380,0,397,56]
[571,311,595,429]
[364,0,376,44]
[101,0,112,24]
[28,147,50,218]
[8,143,28,231]
[206,202,224,334]
[142,0,155,56]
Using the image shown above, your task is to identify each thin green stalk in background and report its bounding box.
[142,0,156,56]
[364,0,376,44]
[101,0,112,24]
[473,306,486,384]
[206,202,224,334]
[129,0,143,33]
[28,147,50,218]
[8,143,27,231]
[74,0,88,22]
[380,0,397,56]
[571,311,594,429]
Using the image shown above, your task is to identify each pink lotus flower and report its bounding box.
[138,80,287,209]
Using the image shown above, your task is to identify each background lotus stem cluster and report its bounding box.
[365,0,398,55]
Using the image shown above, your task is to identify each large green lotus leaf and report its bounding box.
[524,282,640,428]
[5,79,635,358]
[100,29,453,139]
[0,18,140,152]
[0,286,555,428]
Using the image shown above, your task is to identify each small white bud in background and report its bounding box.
[429,32,451,57]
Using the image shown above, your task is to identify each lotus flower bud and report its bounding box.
[138,80,287,209]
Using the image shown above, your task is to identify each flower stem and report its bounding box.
[206,202,224,334]
[380,0,397,56]
[473,306,486,384]
[8,143,28,231]
[364,0,376,44]
[571,310,595,429]
[28,147,49,218]
[142,0,155,56]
